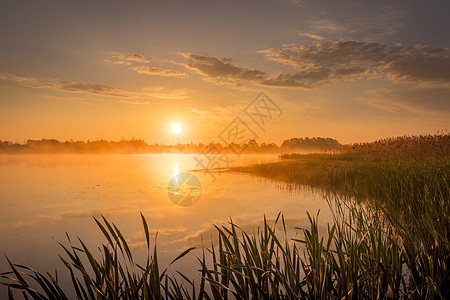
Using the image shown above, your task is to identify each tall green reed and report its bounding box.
[1,213,195,299]
[1,204,448,299]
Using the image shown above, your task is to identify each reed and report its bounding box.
[1,213,196,299]
[2,203,448,298]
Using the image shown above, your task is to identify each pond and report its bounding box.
[0,154,333,295]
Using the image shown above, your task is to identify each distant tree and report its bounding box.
[281,137,341,151]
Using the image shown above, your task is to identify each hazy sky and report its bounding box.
[1,0,449,145]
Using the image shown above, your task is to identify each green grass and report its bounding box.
[233,155,449,233]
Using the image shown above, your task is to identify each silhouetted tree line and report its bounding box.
[0,137,341,154]
[281,137,341,151]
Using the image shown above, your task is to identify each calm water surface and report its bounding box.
[0,154,333,294]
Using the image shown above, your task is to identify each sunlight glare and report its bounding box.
[171,123,182,133]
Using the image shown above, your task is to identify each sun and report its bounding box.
[171,123,182,133]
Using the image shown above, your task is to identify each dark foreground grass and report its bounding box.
[1,203,448,299]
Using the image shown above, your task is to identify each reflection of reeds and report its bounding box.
[1,214,196,299]
[2,202,448,298]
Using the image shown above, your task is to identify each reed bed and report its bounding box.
[280,133,450,159]
[339,133,450,159]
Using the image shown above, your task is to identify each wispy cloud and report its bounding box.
[188,104,242,122]
[130,66,186,77]
[298,32,325,40]
[43,95,93,105]
[142,86,191,100]
[0,72,191,101]
[0,72,137,97]
[106,51,186,77]
[114,100,153,105]
[107,51,151,64]
[287,0,303,5]
[356,87,450,115]
[309,19,346,34]
[303,3,406,40]
[346,4,406,40]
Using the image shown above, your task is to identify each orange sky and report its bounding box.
[0,0,449,145]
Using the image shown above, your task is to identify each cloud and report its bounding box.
[346,7,405,39]
[0,72,137,97]
[286,0,304,5]
[57,81,138,97]
[0,73,39,84]
[310,19,346,34]
[130,66,186,77]
[114,100,153,105]
[180,53,269,86]
[180,53,313,88]
[298,32,325,40]
[44,95,92,105]
[107,51,151,64]
[180,41,450,91]
[0,72,190,101]
[188,105,241,123]
[141,86,191,100]
[301,3,406,40]
[106,51,186,77]
[356,88,450,115]
[259,41,450,86]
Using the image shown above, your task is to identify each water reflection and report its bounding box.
[0,154,333,294]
